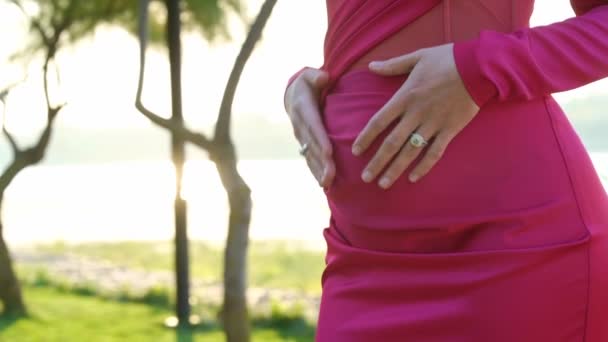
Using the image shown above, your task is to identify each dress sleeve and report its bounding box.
[453,1,608,107]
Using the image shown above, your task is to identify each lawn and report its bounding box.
[0,287,315,342]
[34,240,326,294]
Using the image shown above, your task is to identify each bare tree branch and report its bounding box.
[42,53,54,111]
[1,106,19,155]
[0,158,27,196]
[135,0,214,151]
[9,0,52,49]
[0,85,62,192]
[0,49,63,187]
[0,81,26,154]
[214,0,278,141]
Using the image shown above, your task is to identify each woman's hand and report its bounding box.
[285,68,336,188]
[352,43,480,189]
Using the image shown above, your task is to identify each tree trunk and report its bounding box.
[0,196,27,316]
[166,0,190,325]
[212,2,277,340]
[214,147,252,342]
[135,0,277,337]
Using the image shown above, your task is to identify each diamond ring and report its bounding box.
[409,132,428,148]
[299,142,310,156]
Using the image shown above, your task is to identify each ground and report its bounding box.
[0,287,315,342]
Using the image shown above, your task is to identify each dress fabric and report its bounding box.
[289,1,608,341]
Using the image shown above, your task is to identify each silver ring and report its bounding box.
[299,142,310,156]
[409,132,428,148]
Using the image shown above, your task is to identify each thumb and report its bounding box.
[369,51,422,76]
[302,68,330,90]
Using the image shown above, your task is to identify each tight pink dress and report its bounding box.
[288,1,608,340]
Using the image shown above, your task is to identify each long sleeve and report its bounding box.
[453,1,608,107]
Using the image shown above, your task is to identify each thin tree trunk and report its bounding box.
[212,146,252,342]
[165,0,190,325]
[0,55,61,316]
[135,0,277,337]
[0,195,26,316]
[214,2,277,341]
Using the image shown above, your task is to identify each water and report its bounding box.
[3,155,608,249]
[3,160,330,249]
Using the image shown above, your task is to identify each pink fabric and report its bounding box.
[286,1,608,340]
[454,1,608,106]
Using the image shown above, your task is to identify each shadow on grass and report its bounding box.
[161,317,219,342]
[176,327,194,342]
[166,316,315,342]
[252,315,316,342]
[0,312,27,331]
[20,278,317,341]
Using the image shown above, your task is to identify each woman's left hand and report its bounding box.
[352,43,480,189]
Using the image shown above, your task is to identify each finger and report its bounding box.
[292,93,333,159]
[408,131,453,183]
[290,74,335,186]
[320,160,336,188]
[307,123,336,187]
[378,125,436,189]
[299,128,325,185]
[286,69,329,112]
[360,114,418,183]
[352,90,411,156]
[297,116,334,187]
[307,126,335,188]
[368,50,423,76]
[301,68,329,91]
[306,152,325,186]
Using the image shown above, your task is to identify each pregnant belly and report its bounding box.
[321,70,587,253]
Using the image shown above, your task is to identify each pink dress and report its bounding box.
[288,1,608,340]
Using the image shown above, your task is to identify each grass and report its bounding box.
[34,240,325,294]
[17,266,176,309]
[0,287,315,342]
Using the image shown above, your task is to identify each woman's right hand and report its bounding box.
[284,68,335,188]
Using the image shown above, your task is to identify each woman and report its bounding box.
[284,1,608,341]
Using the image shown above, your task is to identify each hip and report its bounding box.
[321,69,593,253]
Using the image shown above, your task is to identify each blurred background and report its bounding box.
[0,0,606,341]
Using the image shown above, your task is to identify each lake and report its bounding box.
[4,155,608,250]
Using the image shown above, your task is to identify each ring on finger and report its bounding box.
[299,142,310,156]
[409,132,428,148]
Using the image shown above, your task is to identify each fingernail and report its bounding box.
[362,171,373,183]
[322,166,328,178]
[379,177,391,189]
[352,145,361,156]
[369,61,381,69]
[409,174,419,183]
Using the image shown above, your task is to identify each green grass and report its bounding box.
[34,241,325,294]
[0,287,315,342]
[17,266,176,309]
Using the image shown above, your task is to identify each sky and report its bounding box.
[0,0,606,135]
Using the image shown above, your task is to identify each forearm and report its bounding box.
[453,2,608,106]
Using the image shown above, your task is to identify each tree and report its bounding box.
[0,8,65,317]
[1,0,245,318]
[0,0,139,316]
[136,0,246,329]
[136,0,278,340]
